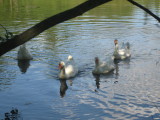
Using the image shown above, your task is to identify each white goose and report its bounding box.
[113,39,131,60]
[92,57,115,75]
[17,44,33,60]
[58,55,78,79]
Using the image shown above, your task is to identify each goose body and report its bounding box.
[92,57,115,75]
[58,55,78,79]
[113,39,131,60]
[17,44,33,60]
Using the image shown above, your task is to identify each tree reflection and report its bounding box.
[0,67,16,91]
[17,60,30,74]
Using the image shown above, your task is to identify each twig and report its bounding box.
[0,24,13,41]
[0,24,8,33]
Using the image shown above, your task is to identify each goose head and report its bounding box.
[68,55,73,60]
[58,61,65,70]
[114,39,118,46]
[114,39,119,50]
[58,62,66,79]
[95,57,99,66]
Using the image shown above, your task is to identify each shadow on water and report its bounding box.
[17,60,30,74]
[1,108,22,120]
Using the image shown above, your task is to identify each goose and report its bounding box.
[66,55,74,64]
[92,57,115,75]
[17,44,33,60]
[113,39,131,60]
[58,55,78,79]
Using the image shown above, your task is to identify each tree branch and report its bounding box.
[0,0,112,56]
[128,0,160,22]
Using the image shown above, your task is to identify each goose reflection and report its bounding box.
[114,60,119,79]
[93,74,100,89]
[17,60,30,74]
[93,71,115,89]
[114,58,130,79]
[60,79,68,97]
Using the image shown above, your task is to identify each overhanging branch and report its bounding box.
[0,0,112,56]
[128,0,160,22]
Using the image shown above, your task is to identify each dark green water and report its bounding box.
[0,0,160,119]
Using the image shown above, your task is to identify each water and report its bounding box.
[0,0,160,119]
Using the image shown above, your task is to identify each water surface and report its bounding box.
[0,0,160,119]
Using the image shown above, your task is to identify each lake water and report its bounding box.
[0,0,160,120]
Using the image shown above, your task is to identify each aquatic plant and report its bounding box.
[1,107,22,120]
